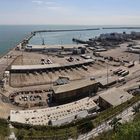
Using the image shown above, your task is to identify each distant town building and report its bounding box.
[99,32,127,41]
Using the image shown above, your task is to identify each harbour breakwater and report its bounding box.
[33,28,100,34]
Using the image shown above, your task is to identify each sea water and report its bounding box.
[1,25,140,55]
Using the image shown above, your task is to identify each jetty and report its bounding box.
[33,28,100,34]
[72,38,87,44]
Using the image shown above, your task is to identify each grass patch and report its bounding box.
[0,118,9,139]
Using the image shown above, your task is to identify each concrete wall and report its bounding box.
[99,97,112,109]
[54,83,99,104]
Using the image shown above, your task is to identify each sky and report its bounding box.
[0,0,140,25]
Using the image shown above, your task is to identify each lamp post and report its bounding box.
[107,61,109,87]
[21,50,24,65]
[127,97,129,114]
[139,51,140,64]
[120,95,123,117]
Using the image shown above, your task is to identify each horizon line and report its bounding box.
[1,24,140,26]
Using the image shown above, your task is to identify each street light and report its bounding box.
[107,60,109,87]
[120,95,123,117]
[139,51,140,64]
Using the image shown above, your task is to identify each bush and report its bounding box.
[0,118,9,138]
[16,129,26,140]
[77,120,94,134]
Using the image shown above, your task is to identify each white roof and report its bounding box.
[10,60,94,71]
[10,97,97,126]
[99,87,133,106]
[132,45,140,49]
[11,64,60,70]
[52,110,88,126]
[26,44,86,49]
[5,71,10,74]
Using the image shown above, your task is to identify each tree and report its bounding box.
[132,104,140,114]
[16,129,26,140]
[109,117,122,132]
[133,106,139,114]
[28,128,35,137]
[77,120,94,134]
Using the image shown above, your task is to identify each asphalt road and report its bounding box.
[77,101,140,140]
[0,53,18,80]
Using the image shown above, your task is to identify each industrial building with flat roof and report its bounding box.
[97,76,117,88]
[10,59,94,72]
[99,87,133,109]
[53,79,99,103]
[10,97,97,126]
[25,44,86,52]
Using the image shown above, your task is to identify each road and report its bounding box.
[0,51,20,80]
[77,101,140,140]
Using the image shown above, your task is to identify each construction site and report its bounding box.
[0,30,140,127]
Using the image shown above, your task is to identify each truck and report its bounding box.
[118,77,125,83]
[127,63,135,68]
[113,68,122,75]
[117,70,126,76]
[82,65,88,71]
[121,71,129,77]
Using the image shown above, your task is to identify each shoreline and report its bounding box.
[1,26,140,58]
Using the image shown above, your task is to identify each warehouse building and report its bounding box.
[99,88,133,109]
[10,59,94,73]
[10,97,97,126]
[25,44,86,54]
[97,76,117,88]
[52,79,99,103]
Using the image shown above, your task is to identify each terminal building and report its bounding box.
[10,60,94,73]
[52,79,99,103]
[99,88,133,109]
[25,44,86,54]
[10,97,97,126]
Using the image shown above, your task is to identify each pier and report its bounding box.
[21,33,35,44]
[33,28,100,34]
[72,38,87,44]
